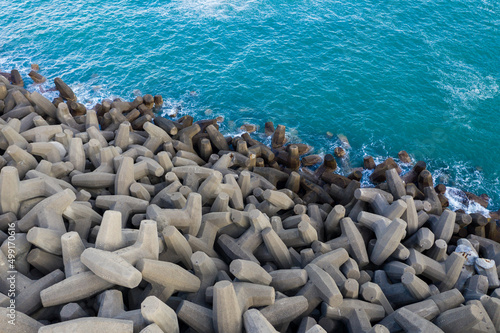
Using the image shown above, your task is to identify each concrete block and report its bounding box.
[95,210,125,251]
[269,269,308,292]
[113,220,159,265]
[60,302,89,321]
[39,318,134,332]
[96,195,149,227]
[141,296,179,333]
[230,259,272,285]
[218,209,272,263]
[141,123,170,153]
[403,227,435,252]
[305,263,343,306]
[324,205,345,239]
[40,270,113,307]
[186,212,234,257]
[176,300,214,333]
[260,295,308,327]
[161,225,193,268]
[81,248,142,288]
[27,248,64,275]
[244,308,279,333]
[480,295,500,332]
[385,168,406,200]
[466,299,496,332]
[406,249,465,291]
[213,280,242,333]
[137,258,200,301]
[61,231,88,277]
[146,192,202,235]
[393,307,444,333]
[261,227,293,269]
[360,282,394,315]
[271,215,317,249]
[0,307,44,332]
[373,270,417,307]
[434,304,482,333]
[428,210,456,243]
[357,212,406,265]
[322,299,385,333]
[323,218,369,267]
[187,251,218,305]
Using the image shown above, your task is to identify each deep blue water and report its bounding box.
[1,0,499,213]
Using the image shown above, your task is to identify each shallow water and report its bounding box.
[1,0,499,212]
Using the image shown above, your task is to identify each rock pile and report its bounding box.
[0,71,499,333]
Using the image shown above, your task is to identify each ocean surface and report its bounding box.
[1,0,499,213]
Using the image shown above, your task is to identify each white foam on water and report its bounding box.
[430,159,499,214]
[163,0,258,21]
[4,51,499,213]
[436,59,499,119]
[445,186,491,216]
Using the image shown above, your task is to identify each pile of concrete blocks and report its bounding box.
[0,71,500,333]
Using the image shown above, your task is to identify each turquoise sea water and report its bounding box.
[1,0,499,212]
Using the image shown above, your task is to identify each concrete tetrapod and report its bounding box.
[0,252,64,315]
[40,270,114,307]
[61,231,88,277]
[18,188,76,232]
[261,227,293,269]
[95,210,125,251]
[0,307,44,332]
[243,309,279,333]
[187,251,218,305]
[3,72,500,332]
[185,212,235,258]
[218,209,272,264]
[161,225,193,269]
[360,282,394,315]
[213,280,242,333]
[230,259,272,285]
[146,192,202,235]
[393,307,444,333]
[141,296,179,333]
[176,300,214,333]
[269,269,308,292]
[406,249,465,291]
[137,258,201,302]
[38,317,134,333]
[322,299,386,333]
[259,296,307,330]
[434,304,482,333]
[272,215,318,248]
[80,248,143,288]
[304,263,343,307]
[378,288,465,332]
[321,217,369,268]
[357,212,407,265]
[96,195,149,227]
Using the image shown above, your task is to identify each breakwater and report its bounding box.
[2,0,499,213]
[0,70,500,332]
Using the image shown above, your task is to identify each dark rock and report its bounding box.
[29,70,46,84]
[363,156,376,170]
[334,147,345,158]
[398,150,412,163]
[435,184,447,194]
[265,121,274,136]
[54,77,77,101]
[324,154,337,170]
[11,69,24,87]
[301,155,322,167]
